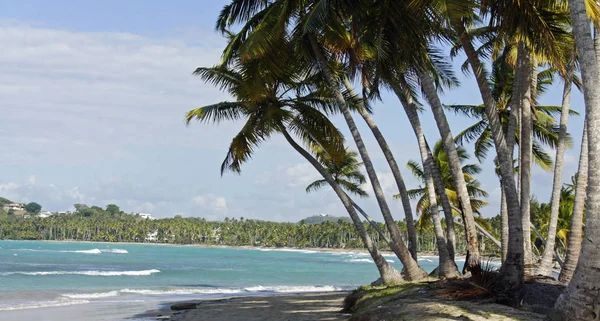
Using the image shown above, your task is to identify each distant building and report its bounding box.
[135,213,154,220]
[38,211,53,218]
[3,203,25,211]
[145,230,158,242]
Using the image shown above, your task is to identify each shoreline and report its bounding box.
[3,238,456,258]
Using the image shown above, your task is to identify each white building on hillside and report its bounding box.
[3,203,25,211]
[136,213,154,220]
[38,211,53,218]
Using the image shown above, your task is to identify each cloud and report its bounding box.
[0,22,236,165]
[284,163,320,187]
[191,194,228,214]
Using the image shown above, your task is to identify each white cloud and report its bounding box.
[0,22,235,165]
[191,194,228,213]
[284,163,320,187]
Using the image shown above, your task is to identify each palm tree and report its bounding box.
[558,127,588,283]
[305,148,397,253]
[550,0,600,317]
[417,66,483,276]
[215,0,429,281]
[186,43,403,284]
[400,141,489,225]
[447,47,577,268]
[305,148,368,198]
[338,0,480,272]
[537,48,577,276]
[341,78,419,260]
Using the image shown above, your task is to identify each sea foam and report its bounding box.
[0,269,160,277]
[62,291,120,299]
[12,248,128,254]
[62,285,354,299]
[0,299,90,311]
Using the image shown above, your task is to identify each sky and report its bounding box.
[0,1,586,222]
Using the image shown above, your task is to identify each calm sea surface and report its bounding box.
[0,240,449,320]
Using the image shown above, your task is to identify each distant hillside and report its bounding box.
[0,197,13,206]
[299,214,352,224]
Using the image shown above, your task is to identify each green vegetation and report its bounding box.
[0,200,500,253]
[0,197,12,207]
[343,283,426,314]
[299,215,352,225]
[24,202,42,214]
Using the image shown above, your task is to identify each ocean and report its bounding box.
[0,240,448,321]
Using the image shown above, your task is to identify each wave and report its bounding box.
[72,249,102,254]
[62,291,120,299]
[61,285,354,300]
[119,288,244,296]
[101,249,128,254]
[0,269,160,277]
[258,248,319,254]
[12,248,128,254]
[0,299,89,311]
[347,258,372,263]
[242,285,352,293]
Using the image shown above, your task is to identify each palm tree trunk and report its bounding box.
[417,69,481,272]
[429,144,458,261]
[515,43,534,270]
[391,80,458,278]
[453,21,523,304]
[537,53,575,276]
[394,77,458,261]
[549,0,600,317]
[501,188,509,263]
[558,123,588,284]
[342,77,418,260]
[351,201,395,251]
[406,102,459,278]
[281,129,403,285]
[308,35,427,280]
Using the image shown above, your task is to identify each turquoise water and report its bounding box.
[0,240,446,318]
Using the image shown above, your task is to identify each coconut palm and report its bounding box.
[558,127,588,283]
[305,147,398,252]
[537,48,578,276]
[400,141,489,226]
[550,0,600,316]
[447,45,577,269]
[213,0,429,280]
[339,1,480,273]
[305,148,368,198]
[186,44,403,284]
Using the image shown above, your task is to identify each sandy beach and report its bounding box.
[136,292,351,321]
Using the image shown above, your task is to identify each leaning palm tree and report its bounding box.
[338,1,479,272]
[186,42,403,285]
[214,0,428,280]
[305,148,396,251]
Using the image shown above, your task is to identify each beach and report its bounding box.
[136,291,351,321]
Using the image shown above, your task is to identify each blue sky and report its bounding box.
[0,1,586,222]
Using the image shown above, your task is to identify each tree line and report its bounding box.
[0,203,500,253]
